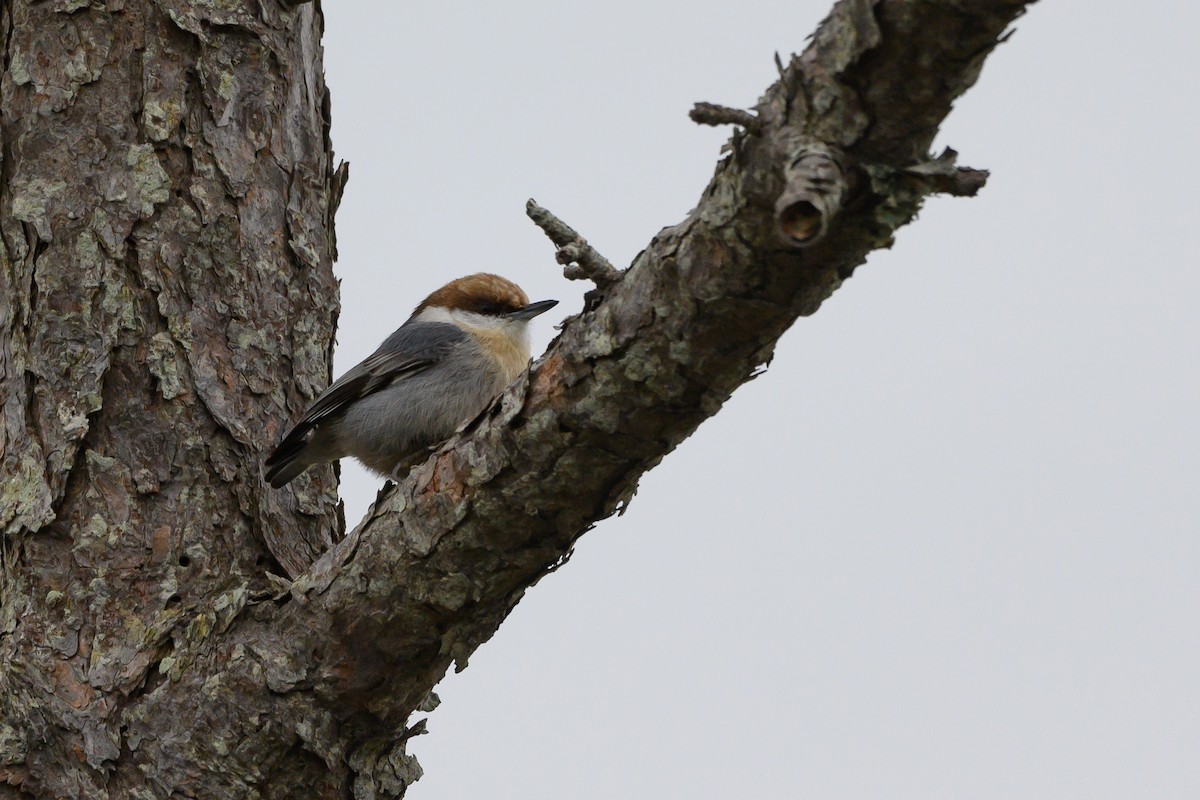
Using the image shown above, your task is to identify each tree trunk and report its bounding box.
[0,0,1034,797]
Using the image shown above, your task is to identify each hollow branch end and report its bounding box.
[775,144,848,247]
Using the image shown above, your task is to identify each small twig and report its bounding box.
[525,199,622,288]
[688,102,763,134]
[398,718,428,743]
[904,148,989,197]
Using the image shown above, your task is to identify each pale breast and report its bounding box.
[470,325,532,386]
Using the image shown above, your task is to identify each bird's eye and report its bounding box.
[478,303,501,315]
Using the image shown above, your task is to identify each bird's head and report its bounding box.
[409,272,558,337]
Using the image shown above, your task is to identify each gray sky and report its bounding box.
[321,2,1200,798]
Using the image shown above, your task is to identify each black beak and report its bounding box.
[509,299,559,320]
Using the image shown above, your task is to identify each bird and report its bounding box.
[264,273,558,488]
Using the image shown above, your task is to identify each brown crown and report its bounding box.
[412,273,530,318]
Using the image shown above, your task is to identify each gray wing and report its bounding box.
[267,322,466,464]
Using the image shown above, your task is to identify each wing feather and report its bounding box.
[266,322,466,467]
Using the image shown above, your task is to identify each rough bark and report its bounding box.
[0,0,1034,797]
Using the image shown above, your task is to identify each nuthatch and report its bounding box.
[265,273,557,488]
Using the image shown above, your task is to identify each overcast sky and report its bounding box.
[320,2,1199,798]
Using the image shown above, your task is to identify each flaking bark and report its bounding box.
[0,0,1035,797]
[0,0,343,796]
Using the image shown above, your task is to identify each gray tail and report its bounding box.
[264,430,314,488]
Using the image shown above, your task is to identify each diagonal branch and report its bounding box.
[123,0,1037,794]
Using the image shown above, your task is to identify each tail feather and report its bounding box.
[264,429,314,488]
[264,456,311,488]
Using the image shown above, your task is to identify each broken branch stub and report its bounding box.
[526,199,622,288]
[689,102,763,134]
[775,143,848,247]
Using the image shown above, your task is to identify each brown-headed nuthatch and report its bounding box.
[265,273,557,488]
